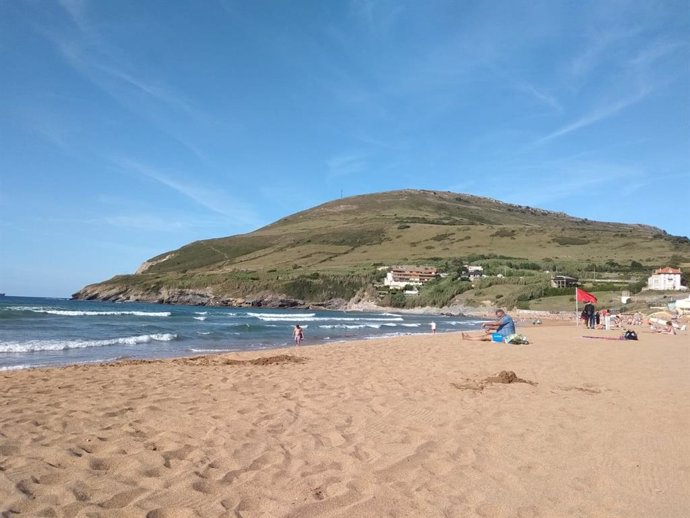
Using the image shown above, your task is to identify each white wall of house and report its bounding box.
[647,273,683,290]
[383,272,422,289]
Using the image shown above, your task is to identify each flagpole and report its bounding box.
[575,287,579,327]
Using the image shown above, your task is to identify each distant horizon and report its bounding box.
[2,1,688,297]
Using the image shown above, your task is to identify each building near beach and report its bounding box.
[551,275,579,288]
[647,267,685,291]
[384,265,438,289]
[465,265,484,279]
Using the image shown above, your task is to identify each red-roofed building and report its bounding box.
[647,267,685,291]
[384,265,438,288]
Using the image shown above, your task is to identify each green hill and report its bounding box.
[73,190,690,308]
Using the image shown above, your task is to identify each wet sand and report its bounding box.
[1,325,688,517]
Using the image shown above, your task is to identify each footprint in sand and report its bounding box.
[70,482,92,502]
[99,488,146,509]
[89,457,110,471]
[146,508,198,518]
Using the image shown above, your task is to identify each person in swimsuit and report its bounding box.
[293,324,304,345]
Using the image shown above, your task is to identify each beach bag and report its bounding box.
[624,330,638,341]
[505,333,529,345]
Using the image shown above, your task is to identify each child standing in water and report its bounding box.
[293,324,304,346]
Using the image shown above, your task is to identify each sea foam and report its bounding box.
[0,333,177,353]
[247,312,316,319]
[251,315,403,322]
[6,306,171,317]
[319,324,382,329]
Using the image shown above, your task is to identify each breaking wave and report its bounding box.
[247,312,316,319]
[319,324,383,329]
[5,306,171,317]
[0,333,178,353]
[252,315,403,322]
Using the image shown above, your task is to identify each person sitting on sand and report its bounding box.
[462,309,515,341]
[654,321,676,335]
[293,324,304,345]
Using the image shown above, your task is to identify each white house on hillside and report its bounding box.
[384,265,438,289]
[647,267,685,291]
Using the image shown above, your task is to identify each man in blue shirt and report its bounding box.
[462,309,516,341]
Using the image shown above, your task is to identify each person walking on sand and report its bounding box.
[430,321,437,334]
[462,309,515,341]
[583,301,596,329]
[293,324,304,346]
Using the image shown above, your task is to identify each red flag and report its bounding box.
[576,288,597,303]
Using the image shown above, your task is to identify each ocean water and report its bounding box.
[0,296,484,371]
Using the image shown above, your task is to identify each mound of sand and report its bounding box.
[452,370,537,391]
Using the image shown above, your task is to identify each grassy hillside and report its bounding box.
[73,190,690,307]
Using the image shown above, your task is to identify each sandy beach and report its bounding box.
[1,325,688,517]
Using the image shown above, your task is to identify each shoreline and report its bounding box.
[1,318,575,373]
[1,297,491,372]
[3,293,677,373]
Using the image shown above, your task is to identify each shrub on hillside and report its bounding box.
[551,236,590,245]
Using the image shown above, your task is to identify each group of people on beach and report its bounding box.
[291,307,681,347]
[581,302,681,335]
[580,305,648,331]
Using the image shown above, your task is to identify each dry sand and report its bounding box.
[1,325,688,517]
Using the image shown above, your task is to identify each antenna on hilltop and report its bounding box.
[340,189,343,199]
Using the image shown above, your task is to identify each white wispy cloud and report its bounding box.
[498,161,646,207]
[533,86,653,145]
[42,2,215,162]
[630,40,687,67]
[52,39,211,161]
[113,158,261,227]
[513,81,562,112]
[58,0,91,34]
[568,26,641,82]
[56,39,194,115]
[55,1,193,113]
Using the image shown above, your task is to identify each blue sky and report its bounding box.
[1,0,688,297]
